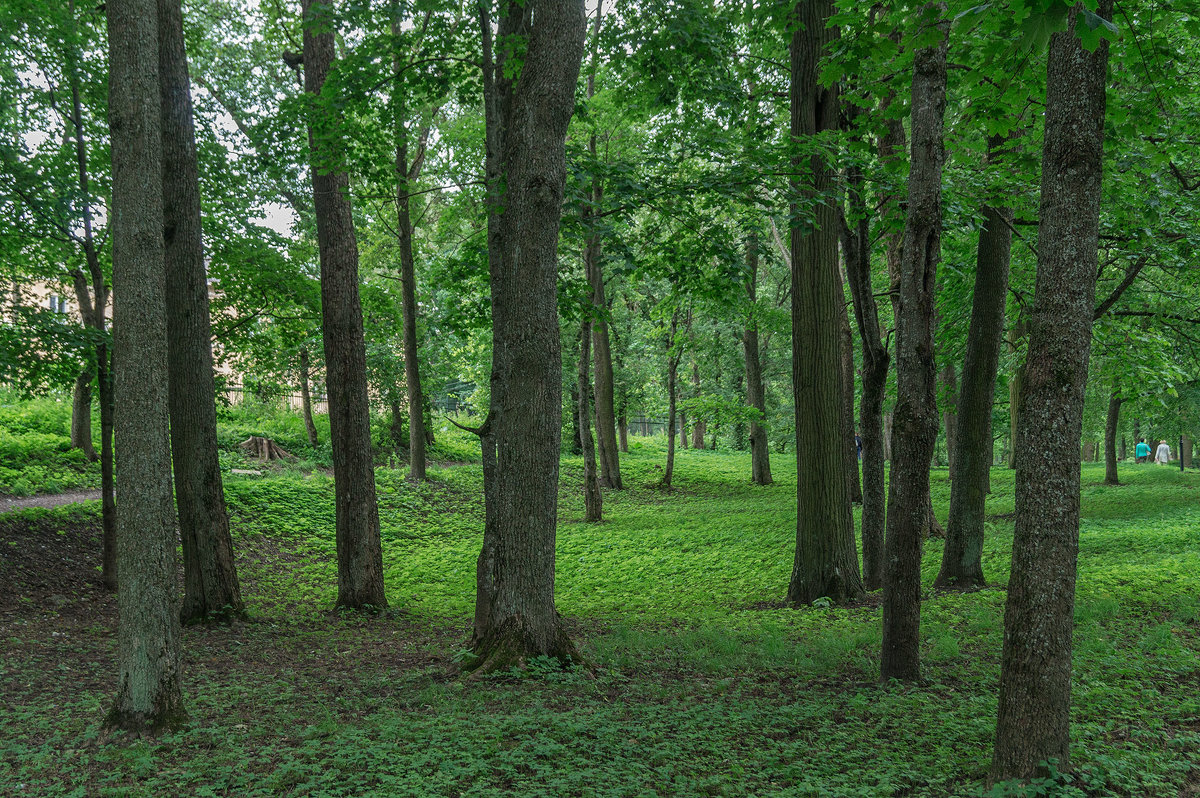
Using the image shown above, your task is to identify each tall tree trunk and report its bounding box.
[569,382,583,455]
[1183,435,1192,468]
[389,402,405,452]
[880,3,949,683]
[1118,435,1126,461]
[71,369,98,461]
[299,346,319,447]
[578,322,602,522]
[470,0,586,673]
[743,232,772,485]
[786,0,864,606]
[618,411,628,452]
[840,284,861,504]
[1103,391,1122,485]
[104,0,185,732]
[690,362,705,448]
[663,310,680,488]
[302,0,386,611]
[936,136,1013,591]
[392,16,427,483]
[159,0,243,623]
[64,0,115,585]
[842,149,889,591]
[991,2,1112,783]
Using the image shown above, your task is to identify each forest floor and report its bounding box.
[2,436,1200,797]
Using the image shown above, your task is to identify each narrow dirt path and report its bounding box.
[1,490,102,513]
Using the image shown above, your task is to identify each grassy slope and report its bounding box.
[2,418,1199,796]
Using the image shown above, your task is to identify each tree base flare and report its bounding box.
[464,617,584,677]
[104,705,187,737]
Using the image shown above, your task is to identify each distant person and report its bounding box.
[1135,439,1151,463]
[1156,440,1172,465]
[855,432,862,461]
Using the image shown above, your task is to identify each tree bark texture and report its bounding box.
[299,347,319,447]
[880,4,949,683]
[991,2,1112,782]
[392,19,427,483]
[578,322,603,522]
[1007,320,1026,469]
[743,232,772,485]
[302,0,386,611]
[1104,391,1122,485]
[71,369,98,460]
[104,0,185,732]
[842,144,889,592]
[936,137,1013,591]
[786,0,863,606]
[471,0,586,672]
[159,0,243,624]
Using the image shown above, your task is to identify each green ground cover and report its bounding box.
[1,401,1198,796]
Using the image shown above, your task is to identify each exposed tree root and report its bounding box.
[238,436,296,461]
[463,616,585,678]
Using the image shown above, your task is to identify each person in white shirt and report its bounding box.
[1155,440,1171,464]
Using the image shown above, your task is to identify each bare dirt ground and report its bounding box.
[0,490,102,513]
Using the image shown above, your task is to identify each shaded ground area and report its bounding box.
[2,461,1200,796]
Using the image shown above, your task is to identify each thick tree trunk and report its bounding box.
[842,140,889,591]
[663,310,680,488]
[786,0,863,606]
[1103,392,1122,485]
[743,232,772,485]
[470,0,586,673]
[880,4,949,683]
[299,347,319,447]
[159,0,243,624]
[303,0,386,611]
[936,137,1013,592]
[71,370,98,461]
[392,21,427,483]
[991,3,1112,783]
[578,323,602,522]
[104,0,185,732]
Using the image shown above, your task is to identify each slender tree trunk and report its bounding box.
[159,0,243,624]
[690,362,705,449]
[569,382,583,455]
[1103,392,1122,485]
[663,310,680,488]
[940,363,958,474]
[389,402,405,452]
[618,411,628,452]
[470,0,586,673]
[842,135,889,591]
[679,407,689,449]
[302,0,386,611]
[936,136,1013,591]
[104,0,185,732]
[1183,435,1192,468]
[786,0,863,606]
[578,322,602,522]
[1119,435,1126,461]
[840,285,861,504]
[299,347,319,447]
[880,3,949,683]
[392,17,427,483]
[64,0,115,586]
[744,232,772,485]
[991,2,1112,782]
[1007,320,1025,469]
[71,370,98,461]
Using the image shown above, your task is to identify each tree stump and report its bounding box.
[239,436,295,461]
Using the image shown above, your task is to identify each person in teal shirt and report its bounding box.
[1135,439,1151,463]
